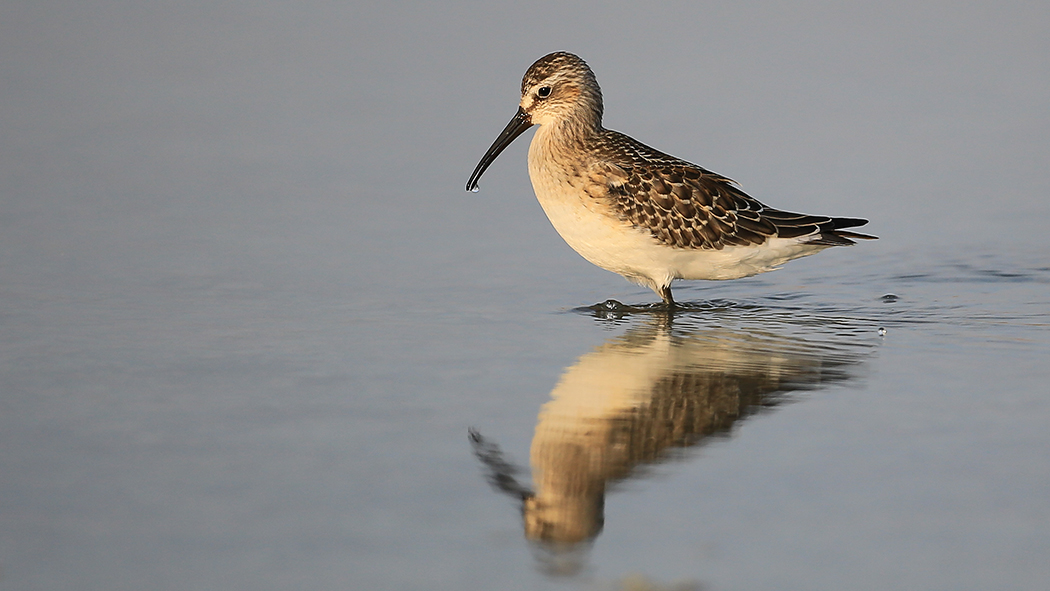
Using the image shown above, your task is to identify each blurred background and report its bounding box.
[1,1,1048,590]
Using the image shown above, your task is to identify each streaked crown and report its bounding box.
[518,52,604,128]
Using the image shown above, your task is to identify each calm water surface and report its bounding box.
[2,2,1049,590]
[2,243,1047,590]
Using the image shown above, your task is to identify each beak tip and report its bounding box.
[465,107,533,195]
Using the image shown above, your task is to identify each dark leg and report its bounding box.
[658,285,675,307]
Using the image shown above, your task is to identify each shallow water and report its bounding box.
[2,2,1049,590]
[2,245,1047,590]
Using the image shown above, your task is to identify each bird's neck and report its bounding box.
[538,111,602,152]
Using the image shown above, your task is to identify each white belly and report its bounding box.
[527,142,825,290]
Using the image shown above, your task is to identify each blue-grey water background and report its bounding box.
[1,1,1048,590]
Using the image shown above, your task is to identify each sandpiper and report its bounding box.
[466,52,875,305]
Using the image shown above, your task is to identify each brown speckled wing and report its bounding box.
[591,130,870,250]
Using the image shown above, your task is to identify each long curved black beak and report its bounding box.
[465,107,534,192]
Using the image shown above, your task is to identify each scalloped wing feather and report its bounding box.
[589,130,870,250]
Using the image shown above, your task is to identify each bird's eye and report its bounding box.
[537,86,551,98]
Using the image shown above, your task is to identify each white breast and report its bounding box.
[526,128,830,290]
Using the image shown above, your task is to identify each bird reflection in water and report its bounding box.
[470,310,872,575]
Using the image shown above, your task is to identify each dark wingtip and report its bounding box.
[830,217,877,241]
[829,217,870,230]
[837,230,879,241]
